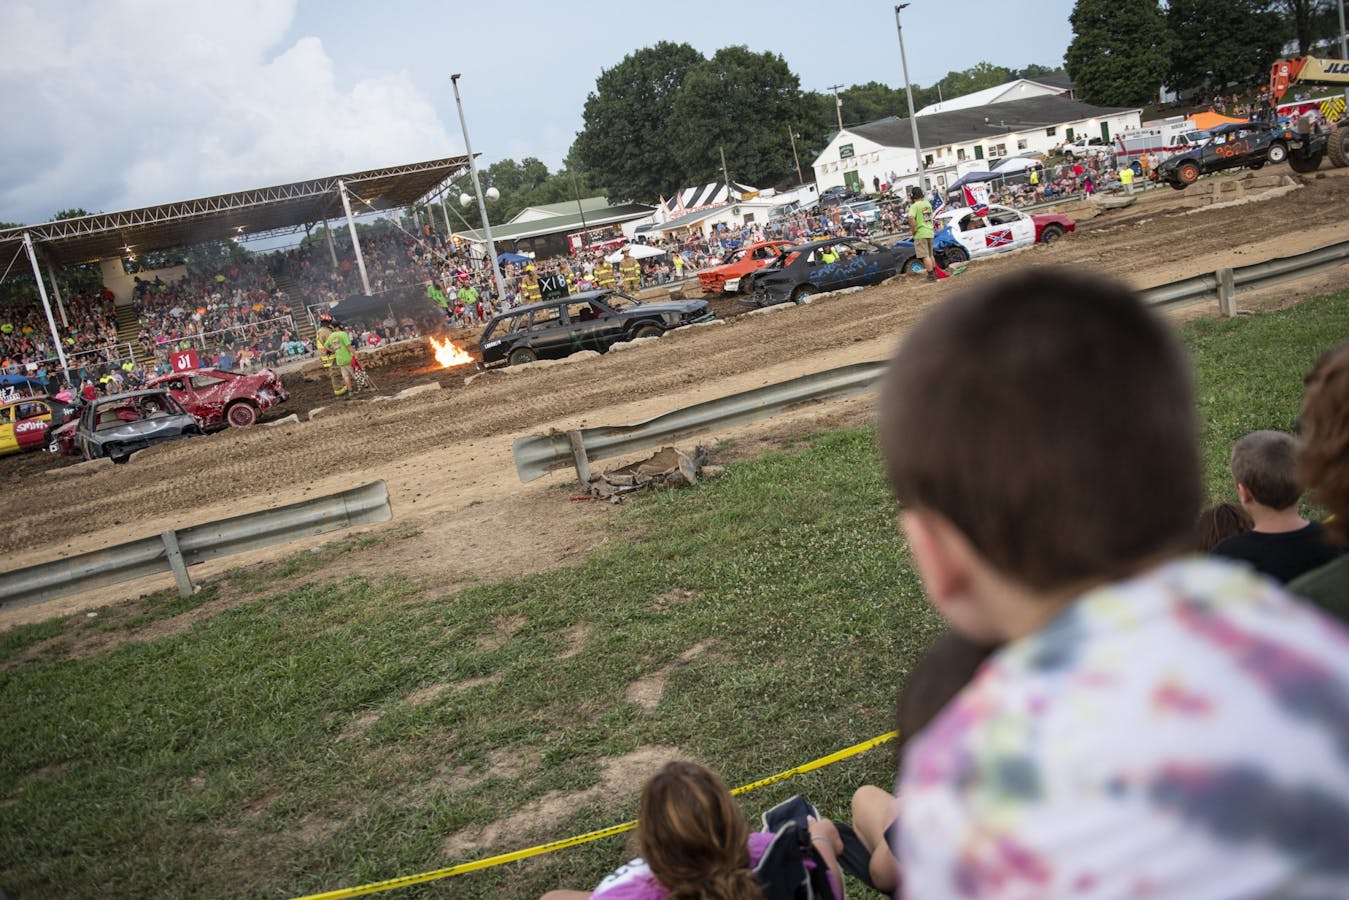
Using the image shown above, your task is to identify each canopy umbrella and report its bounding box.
[946,171,998,191]
[497,251,533,265]
[604,244,667,263]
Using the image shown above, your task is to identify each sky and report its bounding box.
[0,0,1076,227]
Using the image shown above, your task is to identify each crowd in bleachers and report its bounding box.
[0,288,122,379]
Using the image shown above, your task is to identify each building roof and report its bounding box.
[0,157,470,271]
[915,76,1074,117]
[647,203,734,233]
[507,196,613,224]
[457,203,654,244]
[846,95,1139,151]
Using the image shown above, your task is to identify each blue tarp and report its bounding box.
[497,252,532,265]
[946,171,998,191]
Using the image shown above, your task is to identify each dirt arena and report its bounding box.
[4,166,1348,627]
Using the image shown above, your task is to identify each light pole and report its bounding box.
[450,73,508,304]
[894,4,927,191]
[787,125,804,183]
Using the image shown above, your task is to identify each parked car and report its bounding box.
[891,203,1075,273]
[748,237,905,307]
[1153,121,1301,188]
[145,367,288,428]
[697,240,793,295]
[819,186,864,207]
[1060,136,1110,159]
[73,390,203,462]
[0,396,55,457]
[478,289,714,368]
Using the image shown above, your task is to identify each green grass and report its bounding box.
[1,290,1345,898]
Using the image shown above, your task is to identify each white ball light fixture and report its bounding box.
[460,193,473,208]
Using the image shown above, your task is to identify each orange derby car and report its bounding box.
[696,240,793,296]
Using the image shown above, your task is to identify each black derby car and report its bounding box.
[1154,121,1305,188]
[747,237,904,307]
[477,289,714,368]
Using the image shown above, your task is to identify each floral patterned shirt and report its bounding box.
[898,557,1349,899]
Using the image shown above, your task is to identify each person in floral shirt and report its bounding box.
[878,269,1349,898]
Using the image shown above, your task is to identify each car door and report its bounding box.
[983,206,1035,252]
[566,299,621,352]
[526,304,571,359]
[952,211,995,258]
[187,372,233,425]
[806,244,847,290]
[12,400,52,451]
[157,375,193,413]
[0,404,17,455]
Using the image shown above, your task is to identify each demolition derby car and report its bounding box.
[748,237,906,307]
[69,390,202,463]
[1154,121,1310,188]
[891,204,1075,274]
[0,396,56,457]
[696,240,794,296]
[145,366,288,428]
[477,289,714,368]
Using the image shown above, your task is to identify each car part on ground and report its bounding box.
[73,390,203,463]
[477,289,714,368]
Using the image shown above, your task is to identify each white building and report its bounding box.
[813,94,1142,195]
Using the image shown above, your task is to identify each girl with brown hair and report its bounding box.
[542,761,842,900]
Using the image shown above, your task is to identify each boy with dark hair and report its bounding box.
[1212,429,1342,583]
[878,268,1349,897]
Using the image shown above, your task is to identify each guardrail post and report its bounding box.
[568,430,591,484]
[160,529,195,598]
[1216,268,1237,317]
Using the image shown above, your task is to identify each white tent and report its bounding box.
[605,244,666,263]
[991,157,1039,172]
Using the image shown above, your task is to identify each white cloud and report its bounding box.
[0,0,455,224]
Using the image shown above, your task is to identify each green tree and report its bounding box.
[572,42,705,202]
[51,208,93,221]
[840,81,906,126]
[1067,0,1173,105]
[1272,0,1339,56]
[1014,63,1068,79]
[932,62,1016,101]
[1166,0,1285,93]
[668,46,803,191]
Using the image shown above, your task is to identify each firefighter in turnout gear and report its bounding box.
[520,267,543,303]
[315,316,342,397]
[619,249,641,293]
[594,256,616,290]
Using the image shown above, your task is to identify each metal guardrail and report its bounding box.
[513,362,886,483]
[0,481,391,611]
[517,238,1349,484]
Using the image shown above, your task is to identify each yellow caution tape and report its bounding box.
[293,730,898,900]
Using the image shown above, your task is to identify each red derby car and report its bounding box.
[146,367,288,428]
[697,240,794,296]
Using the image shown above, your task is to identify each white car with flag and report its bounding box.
[933,184,1076,263]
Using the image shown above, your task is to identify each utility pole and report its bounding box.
[895,4,927,192]
[828,83,846,130]
[719,144,732,194]
[787,125,804,183]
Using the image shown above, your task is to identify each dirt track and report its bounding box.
[4,166,1349,624]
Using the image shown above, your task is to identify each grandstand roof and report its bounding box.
[0,156,470,271]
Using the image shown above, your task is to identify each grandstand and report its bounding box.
[0,156,470,378]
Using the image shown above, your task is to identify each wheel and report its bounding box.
[508,346,538,366]
[107,446,130,464]
[225,401,258,427]
[1249,162,1265,170]
[791,285,814,304]
[1169,181,1187,190]
[1266,141,1287,164]
[1327,128,1348,167]
[941,245,969,265]
[903,257,925,275]
[1177,162,1200,185]
[633,324,663,339]
[1040,225,1064,244]
[49,440,61,455]
[738,274,754,295]
[1288,151,1323,174]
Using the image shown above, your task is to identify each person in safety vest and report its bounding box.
[520,267,543,303]
[594,256,617,290]
[619,249,641,293]
[315,315,341,396]
[323,319,355,398]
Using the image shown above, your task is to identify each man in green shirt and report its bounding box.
[324,321,356,397]
[906,185,936,283]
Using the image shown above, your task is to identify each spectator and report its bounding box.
[1290,343,1349,620]
[1194,501,1253,552]
[878,268,1349,897]
[541,761,843,900]
[1211,429,1343,583]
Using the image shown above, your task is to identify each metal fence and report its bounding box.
[0,481,391,610]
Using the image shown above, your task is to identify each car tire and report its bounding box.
[1249,162,1265,170]
[633,324,663,339]
[1328,128,1348,168]
[903,257,925,275]
[942,245,970,265]
[1288,151,1323,174]
[508,346,538,366]
[1040,224,1064,244]
[1169,181,1187,190]
[1178,162,1200,185]
[225,401,258,427]
[738,274,754,295]
[1266,141,1288,164]
[791,285,814,304]
[107,446,130,464]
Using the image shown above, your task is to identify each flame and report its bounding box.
[429,335,474,368]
